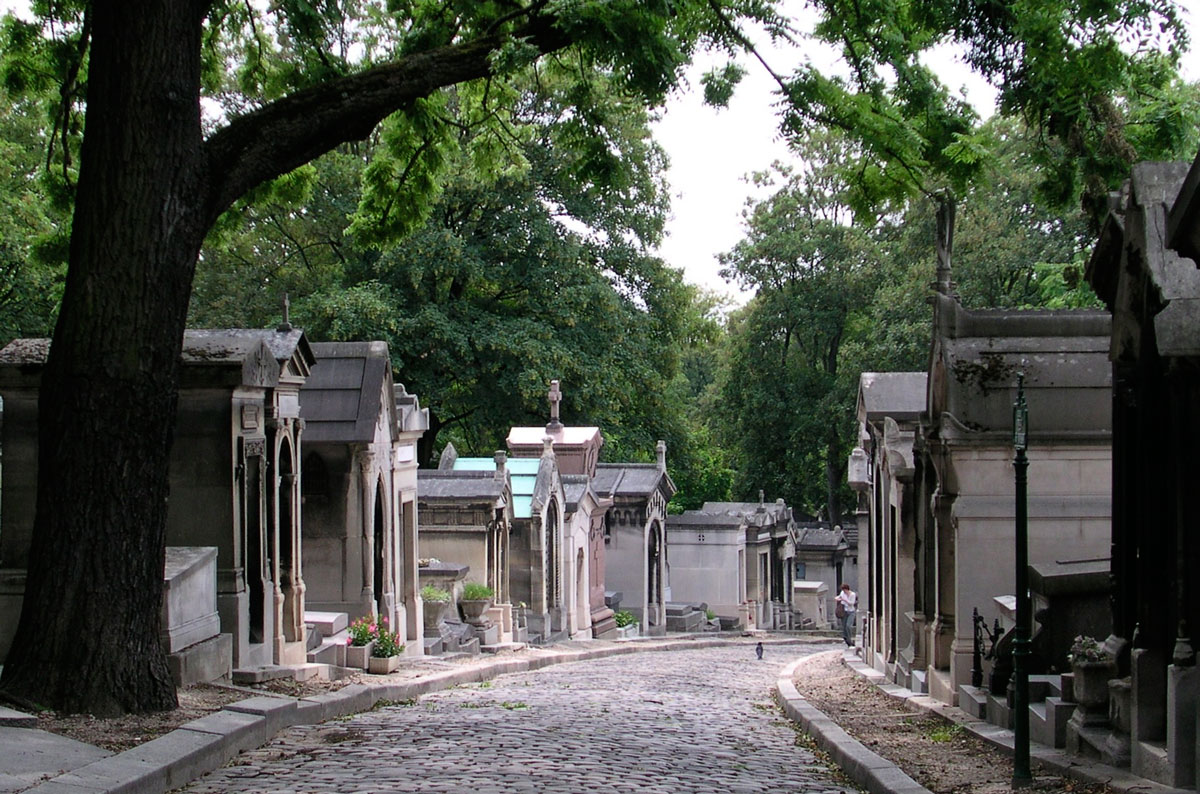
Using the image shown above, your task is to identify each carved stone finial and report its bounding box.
[278,292,293,332]
[542,435,555,457]
[547,380,563,432]
[935,193,957,296]
[656,440,667,472]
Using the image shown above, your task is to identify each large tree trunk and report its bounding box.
[0,0,574,716]
[0,0,208,715]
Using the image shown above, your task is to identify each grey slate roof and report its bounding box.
[859,372,926,421]
[561,474,593,512]
[417,470,505,502]
[795,525,846,551]
[592,463,671,499]
[301,341,391,444]
[0,329,311,368]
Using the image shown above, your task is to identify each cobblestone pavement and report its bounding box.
[183,641,856,794]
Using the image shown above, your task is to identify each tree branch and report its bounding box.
[203,13,572,224]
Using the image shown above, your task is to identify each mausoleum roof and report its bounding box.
[300,341,393,444]
[417,470,506,502]
[592,463,674,500]
[507,425,602,448]
[858,372,926,421]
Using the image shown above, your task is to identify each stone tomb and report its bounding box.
[668,498,796,630]
[298,342,427,659]
[162,546,231,685]
[592,443,676,637]
[0,329,315,668]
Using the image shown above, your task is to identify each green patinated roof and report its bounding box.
[453,457,540,519]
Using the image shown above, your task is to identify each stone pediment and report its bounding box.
[242,339,281,387]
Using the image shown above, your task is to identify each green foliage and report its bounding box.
[420,585,451,603]
[778,0,1197,222]
[613,609,637,628]
[461,582,494,601]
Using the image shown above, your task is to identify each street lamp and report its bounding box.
[1011,373,1031,787]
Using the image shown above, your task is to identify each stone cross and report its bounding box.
[547,379,563,431]
[278,292,293,332]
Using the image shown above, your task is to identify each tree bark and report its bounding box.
[0,0,574,715]
[0,0,209,715]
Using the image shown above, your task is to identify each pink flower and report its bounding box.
[345,637,352,646]
[369,624,377,634]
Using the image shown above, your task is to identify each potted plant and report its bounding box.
[421,584,451,633]
[459,581,494,625]
[613,608,638,638]
[345,615,377,669]
[368,618,405,674]
[1069,635,1115,708]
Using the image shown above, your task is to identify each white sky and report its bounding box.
[652,5,1200,308]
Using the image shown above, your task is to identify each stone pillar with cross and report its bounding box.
[546,379,564,432]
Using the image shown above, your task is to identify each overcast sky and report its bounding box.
[651,5,1199,308]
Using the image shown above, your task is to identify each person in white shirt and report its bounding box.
[834,583,857,647]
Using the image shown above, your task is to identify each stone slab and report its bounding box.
[0,705,37,728]
[28,754,165,794]
[0,727,110,793]
[168,632,232,687]
[304,611,348,636]
[179,710,271,755]
[223,695,299,734]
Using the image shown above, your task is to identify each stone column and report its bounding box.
[358,450,375,616]
[929,488,956,670]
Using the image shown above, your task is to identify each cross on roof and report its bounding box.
[547,379,563,431]
[278,292,293,332]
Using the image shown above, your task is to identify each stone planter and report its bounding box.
[423,600,449,634]
[1073,660,1116,708]
[346,641,374,670]
[459,598,493,625]
[368,654,402,674]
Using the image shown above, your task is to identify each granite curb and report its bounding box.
[13,633,840,794]
[837,648,1193,794]
[775,655,933,794]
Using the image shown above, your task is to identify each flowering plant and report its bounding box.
[372,620,405,658]
[346,615,378,647]
[1068,635,1111,664]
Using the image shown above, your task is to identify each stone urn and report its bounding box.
[423,600,448,634]
[459,598,493,626]
[345,641,374,670]
[1072,659,1116,709]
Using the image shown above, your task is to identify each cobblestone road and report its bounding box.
[184,642,855,794]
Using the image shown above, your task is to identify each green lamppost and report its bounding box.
[1012,373,1031,787]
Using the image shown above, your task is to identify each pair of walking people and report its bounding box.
[834,583,857,647]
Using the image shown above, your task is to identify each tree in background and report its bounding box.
[192,71,705,479]
[716,133,883,520]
